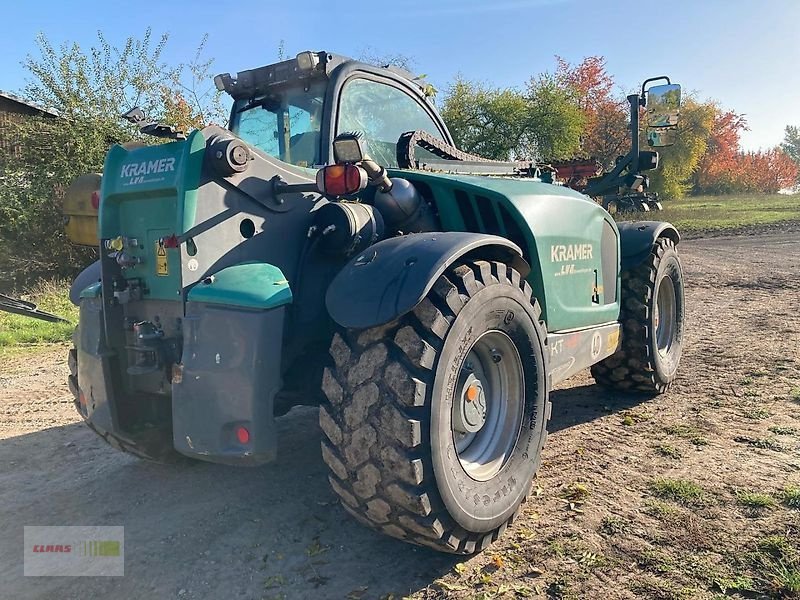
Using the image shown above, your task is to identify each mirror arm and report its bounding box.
[640,76,672,106]
[271,176,320,196]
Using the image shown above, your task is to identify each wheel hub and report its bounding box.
[450,330,525,481]
[655,274,677,356]
[453,374,487,434]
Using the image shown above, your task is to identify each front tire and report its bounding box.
[591,237,684,393]
[320,260,549,554]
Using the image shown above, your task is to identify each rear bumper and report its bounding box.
[75,293,288,466]
[171,300,285,465]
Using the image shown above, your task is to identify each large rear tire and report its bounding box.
[591,237,684,393]
[320,260,549,554]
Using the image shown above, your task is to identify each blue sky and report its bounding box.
[1,0,797,151]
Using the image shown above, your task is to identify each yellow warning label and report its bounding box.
[155,241,168,276]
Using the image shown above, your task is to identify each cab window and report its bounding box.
[232,81,326,167]
[337,78,445,167]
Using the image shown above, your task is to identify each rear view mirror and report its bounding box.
[646,127,678,148]
[646,83,681,128]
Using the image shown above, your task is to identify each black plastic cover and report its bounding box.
[617,221,680,270]
[326,232,528,329]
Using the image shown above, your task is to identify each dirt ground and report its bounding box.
[1,232,798,600]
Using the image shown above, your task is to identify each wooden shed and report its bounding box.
[0,91,58,158]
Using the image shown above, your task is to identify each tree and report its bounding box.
[440,73,584,161]
[358,47,415,72]
[524,73,584,160]
[440,78,532,160]
[555,56,628,168]
[646,98,715,199]
[0,29,223,286]
[693,109,798,194]
[781,125,800,184]
[692,107,748,193]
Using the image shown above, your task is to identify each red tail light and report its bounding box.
[316,164,367,196]
[235,426,250,445]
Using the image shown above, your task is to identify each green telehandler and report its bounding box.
[64,51,685,554]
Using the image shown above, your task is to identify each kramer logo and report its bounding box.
[120,157,175,185]
[550,243,593,262]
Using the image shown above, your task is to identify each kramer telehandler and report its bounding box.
[64,51,685,554]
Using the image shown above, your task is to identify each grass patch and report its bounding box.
[735,491,776,509]
[650,478,705,505]
[761,559,800,598]
[743,407,771,420]
[562,482,590,503]
[0,280,76,346]
[628,576,698,600]
[637,549,676,574]
[783,486,800,509]
[734,435,785,452]
[621,193,800,234]
[768,425,798,436]
[644,499,681,520]
[599,515,630,536]
[750,534,800,598]
[664,423,708,446]
[759,535,795,558]
[656,444,682,459]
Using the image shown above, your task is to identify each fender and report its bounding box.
[617,221,680,270]
[69,260,102,306]
[326,232,529,329]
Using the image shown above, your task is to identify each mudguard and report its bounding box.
[617,221,680,270]
[69,260,101,306]
[326,232,529,329]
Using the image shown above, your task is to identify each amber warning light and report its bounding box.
[315,164,367,197]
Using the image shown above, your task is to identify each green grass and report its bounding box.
[758,535,795,558]
[650,478,705,505]
[0,280,77,347]
[735,491,776,509]
[768,425,798,436]
[783,486,800,509]
[621,193,800,234]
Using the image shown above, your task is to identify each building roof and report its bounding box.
[0,91,59,117]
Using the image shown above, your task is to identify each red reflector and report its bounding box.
[161,234,179,248]
[235,426,250,445]
[90,190,100,210]
[316,164,366,196]
[79,391,87,407]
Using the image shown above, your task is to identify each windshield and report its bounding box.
[230,81,326,167]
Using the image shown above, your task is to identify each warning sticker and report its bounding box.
[155,240,168,276]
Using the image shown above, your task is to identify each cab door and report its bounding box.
[330,74,450,167]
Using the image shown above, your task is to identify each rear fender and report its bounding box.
[326,232,529,329]
[617,221,680,270]
[69,260,101,306]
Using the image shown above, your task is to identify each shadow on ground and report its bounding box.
[0,382,653,600]
[0,408,457,600]
[548,383,653,434]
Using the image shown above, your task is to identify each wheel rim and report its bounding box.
[654,274,677,356]
[451,330,524,481]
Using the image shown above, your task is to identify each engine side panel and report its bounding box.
[395,172,621,332]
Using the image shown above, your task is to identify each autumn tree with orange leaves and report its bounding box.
[693,108,797,194]
[555,56,629,169]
